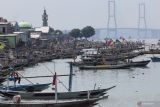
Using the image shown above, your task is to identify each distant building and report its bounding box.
[10,21,19,32]
[42,9,48,26]
[18,21,33,44]
[13,32,29,43]
[0,34,20,48]
[35,26,50,34]
[18,21,32,32]
[30,31,42,39]
[0,17,13,34]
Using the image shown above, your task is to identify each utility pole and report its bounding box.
[107,0,117,39]
[138,3,147,38]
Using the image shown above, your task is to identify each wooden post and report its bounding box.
[87,90,90,100]
[55,73,58,102]
[69,62,73,92]
[7,75,9,91]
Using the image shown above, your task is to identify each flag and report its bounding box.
[52,72,57,86]
[106,39,113,46]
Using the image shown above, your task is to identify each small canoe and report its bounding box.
[0,86,116,100]
[0,83,51,92]
[151,56,160,62]
[79,64,130,70]
[0,96,108,107]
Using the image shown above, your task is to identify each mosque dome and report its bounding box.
[18,21,32,28]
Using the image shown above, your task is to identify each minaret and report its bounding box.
[42,8,48,26]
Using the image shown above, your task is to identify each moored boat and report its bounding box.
[129,60,150,67]
[0,86,116,100]
[0,95,108,107]
[0,83,51,92]
[151,56,160,62]
[79,63,130,70]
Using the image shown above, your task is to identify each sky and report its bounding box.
[0,0,159,30]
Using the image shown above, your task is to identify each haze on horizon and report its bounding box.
[0,0,159,30]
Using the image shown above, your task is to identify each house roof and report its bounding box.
[35,26,50,33]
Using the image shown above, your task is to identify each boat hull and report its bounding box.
[151,57,160,62]
[129,60,150,67]
[0,86,115,100]
[0,96,108,107]
[79,64,130,70]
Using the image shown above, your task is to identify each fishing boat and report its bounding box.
[128,60,150,67]
[0,83,51,92]
[79,63,130,70]
[0,85,115,100]
[151,56,160,62]
[0,95,108,107]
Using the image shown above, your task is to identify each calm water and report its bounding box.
[1,39,160,107]
[1,53,160,107]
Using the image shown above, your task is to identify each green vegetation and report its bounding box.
[69,26,95,40]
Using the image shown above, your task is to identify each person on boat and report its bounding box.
[13,95,21,105]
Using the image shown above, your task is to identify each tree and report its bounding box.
[69,29,81,39]
[81,26,95,39]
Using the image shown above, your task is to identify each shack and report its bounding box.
[0,34,20,48]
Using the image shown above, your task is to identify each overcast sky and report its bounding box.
[0,0,159,30]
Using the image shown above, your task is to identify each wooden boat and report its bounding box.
[0,86,116,100]
[0,83,51,92]
[0,96,108,107]
[81,51,141,62]
[151,56,160,62]
[79,63,130,70]
[129,60,150,67]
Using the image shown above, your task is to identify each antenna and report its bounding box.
[107,0,117,39]
[138,3,147,38]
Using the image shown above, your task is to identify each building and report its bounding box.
[18,21,32,32]
[14,32,29,43]
[10,21,19,32]
[35,26,50,34]
[30,31,42,39]
[0,17,13,34]
[0,34,20,48]
[42,9,48,26]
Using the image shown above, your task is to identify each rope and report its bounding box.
[40,62,69,91]
[16,71,34,84]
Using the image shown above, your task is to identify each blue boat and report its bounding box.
[0,83,51,92]
[151,56,160,62]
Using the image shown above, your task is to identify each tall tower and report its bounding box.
[42,8,48,26]
[138,3,147,38]
[107,0,117,39]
